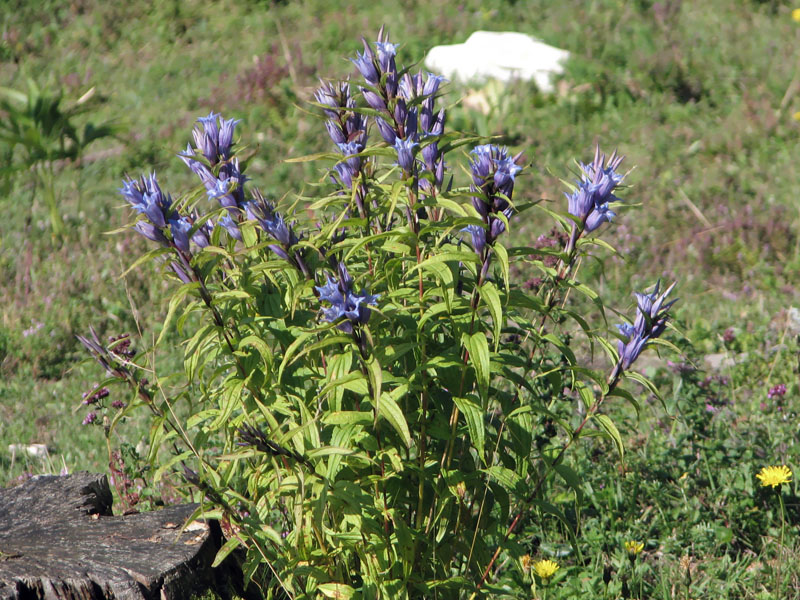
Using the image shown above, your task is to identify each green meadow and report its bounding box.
[1,0,799,597]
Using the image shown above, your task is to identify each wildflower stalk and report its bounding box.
[777,488,786,597]
[474,280,676,592]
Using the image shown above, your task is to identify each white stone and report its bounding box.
[424,31,570,92]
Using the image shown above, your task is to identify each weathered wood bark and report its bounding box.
[0,472,234,600]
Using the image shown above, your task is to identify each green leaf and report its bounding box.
[211,536,242,568]
[479,282,503,351]
[157,283,199,346]
[323,411,374,425]
[485,465,522,493]
[379,388,411,448]
[594,414,624,459]
[317,583,356,599]
[453,396,485,460]
[493,243,510,291]
[464,332,490,402]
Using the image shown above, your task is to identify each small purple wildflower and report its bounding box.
[82,412,97,426]
[768,384,786,399]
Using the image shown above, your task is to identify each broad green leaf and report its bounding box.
[464,331,490,402]
[594,414,624,459]
[479,281,503,351]
[453,395,485,460]
[211,536,242,568]
[317,583,356,599]
[378,388,411,448]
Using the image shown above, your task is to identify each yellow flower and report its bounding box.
[625,540,644,555]
[793,8,800,22]
[756,465,792,488]
[793,111,800,122]
[533,559,560,580]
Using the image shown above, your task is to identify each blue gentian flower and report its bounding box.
[616,281,677,370]
[352,49,380,85]
[316,262,379,333]
[170,217,193,253]
[566,146,625,226]
[219,214,242,241]
[584,202,616,232]
[393,137,418,172]
[462,224,487,255]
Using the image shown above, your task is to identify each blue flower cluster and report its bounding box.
[180,112,247,224]
[350,30,448,195]
[566,146,624,233]
[463,144,523,256]
[316,81,369,216]
[315,262,379,333]
[616,281,677,370]
[121,112,308,282]
[245,190,301,264]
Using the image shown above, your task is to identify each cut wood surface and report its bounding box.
[0,472,229,600]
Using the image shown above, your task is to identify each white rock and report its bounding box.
[424,31,570,92]
[8,443,50,459]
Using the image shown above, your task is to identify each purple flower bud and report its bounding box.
[489,215,507,240]
[375,117,397,145]
[362,88,386,111]
[170,217,192,253]
[325,120,347,144]
[197,112,220,144]
[393,138,418,172]
[375,41,398,73]
[191,217,213,249]
[169,261,194,284]
[82,412,97,426]
[422,141,439,172]
[191,126,217,165]
[220,214,242,241]
[352,50,380,85]
[111,400,126,409]
[337,141,362,174]
[179,145,216,186]
[334,162,354,189]
[462,225,486,255]
[584,202,616,232]
[394,99,407,129]
[218,117,242,158]
[314,81,351,119]
[472,192,489,218]
[434,158,445,188]
[133,221,168,245]
[423,73,447,97]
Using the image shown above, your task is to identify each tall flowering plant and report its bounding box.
[81,30,678,598]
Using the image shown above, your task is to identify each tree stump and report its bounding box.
[0,472,237,600]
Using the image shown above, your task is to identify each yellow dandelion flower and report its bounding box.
[756,465,792,488]
[793,8,800,22]
[625,540,644,555]
[533,559,560,580]
[793,111,800,122]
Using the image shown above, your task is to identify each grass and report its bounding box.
[1,0,799,597]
